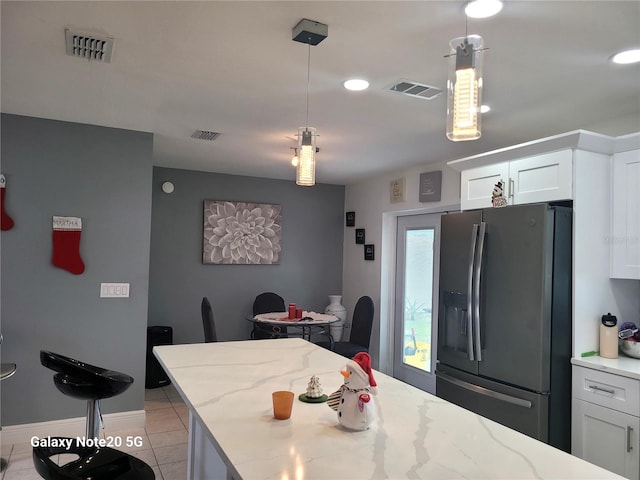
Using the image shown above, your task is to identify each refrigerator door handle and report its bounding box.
[473,221,486,362]
[436,371,533,409]
[467,224,479,361]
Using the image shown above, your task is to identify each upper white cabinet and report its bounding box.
[448,130,614,211]
[610,143,640,279]
[460,149,572,210]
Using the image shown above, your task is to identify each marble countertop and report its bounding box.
[572,354,640,380]
[155,338,622,480]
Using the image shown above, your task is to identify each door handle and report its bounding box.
[588,385,615,395]
[473,222,486,362]
[628,426,633,453]
[467,224,479,361]
[509,178,515,199]
[436,371,533,408]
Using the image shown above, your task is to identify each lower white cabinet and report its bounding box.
[573,398,640,480]
[572,365,640,480]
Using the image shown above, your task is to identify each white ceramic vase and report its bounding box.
[325,295,347,342]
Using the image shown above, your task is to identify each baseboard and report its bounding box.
[1,410,146,445]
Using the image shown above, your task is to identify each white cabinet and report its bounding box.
[572,365,640,480]
[611,148,640,279]
[460,149,572,210]
[573,399,640,480]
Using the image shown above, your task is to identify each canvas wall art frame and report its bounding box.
[203,200,282,264]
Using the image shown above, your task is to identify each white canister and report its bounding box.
[325,295,347,342]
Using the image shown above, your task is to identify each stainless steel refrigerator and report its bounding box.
[435,203,572,452]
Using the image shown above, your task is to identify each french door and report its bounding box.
[393,213,441,393]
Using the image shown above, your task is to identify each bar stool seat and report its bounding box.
[34,351,154,480]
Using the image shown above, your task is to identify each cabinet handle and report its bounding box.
[588,384,615,395]
[627,426,633,453]
[508,178,514,198]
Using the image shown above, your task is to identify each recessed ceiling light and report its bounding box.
[465,0,503,18]
[343,79,369,91]
[480,105,491,113]
[612,49,640,65]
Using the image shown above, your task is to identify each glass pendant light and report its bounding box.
[296,127,316,186]
[291,19,326,186]
[446,35,484,142]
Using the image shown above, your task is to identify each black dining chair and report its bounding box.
[317,295,374,358]
[201,297,218,343]
[252,292,287,339]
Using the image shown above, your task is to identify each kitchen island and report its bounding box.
[154,338,621,480]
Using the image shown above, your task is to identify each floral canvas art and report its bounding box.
[203,200,282,264]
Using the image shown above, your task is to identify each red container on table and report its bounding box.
[295,308,303,318]
[288,303,296,319]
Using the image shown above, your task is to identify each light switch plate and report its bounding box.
[100,283,130,298]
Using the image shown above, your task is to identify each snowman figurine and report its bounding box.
[327,352,377,431]
[491,180,508,208]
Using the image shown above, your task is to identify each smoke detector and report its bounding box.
[65,29,114,63]
[388,80,443,100]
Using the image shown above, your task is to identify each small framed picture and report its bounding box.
[390,177,405,203]
[355,228,366,244]
[346,211,355,227]
[364,244,375,261]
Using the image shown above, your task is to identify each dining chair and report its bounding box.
[252,292,287,339]
[201,297,218,343]
[317,295,374,358]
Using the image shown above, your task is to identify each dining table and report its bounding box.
[153,338,623,480]
[247,311,338,349]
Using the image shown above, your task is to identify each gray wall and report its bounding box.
[149,167,345,344]
[0,114,153,425]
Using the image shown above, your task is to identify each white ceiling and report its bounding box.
[2,1,639,185]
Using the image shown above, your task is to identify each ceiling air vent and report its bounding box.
[65,29,114,63]
[191,130,221,141]
[388,80,443,100]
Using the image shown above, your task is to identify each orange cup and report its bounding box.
[272,391,294,420]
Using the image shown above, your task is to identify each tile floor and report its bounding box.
[1,385,189,480]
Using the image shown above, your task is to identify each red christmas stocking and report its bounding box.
[52,216,86,275]
[1,174,15,231]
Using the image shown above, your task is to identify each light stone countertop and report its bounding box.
[572,354,640,380]
[155,338,622,480]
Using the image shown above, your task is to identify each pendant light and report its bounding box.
[446,8,487,142]
[292,19,327,186]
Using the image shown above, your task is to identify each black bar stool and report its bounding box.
[0,360,17,472]
[33,351,154,480]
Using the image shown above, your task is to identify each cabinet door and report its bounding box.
[611,149,640,279]
[510,149,573,204]
[460,162,510,211]
[572,398,639,480]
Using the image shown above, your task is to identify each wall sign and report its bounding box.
[419,171,442,203]
[390,177,405,203]
[355,228,366,244]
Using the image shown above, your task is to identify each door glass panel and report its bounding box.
[402,228,435,372]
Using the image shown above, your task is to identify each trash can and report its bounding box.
[145,326,172,389]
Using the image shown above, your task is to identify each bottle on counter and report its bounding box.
[599,312,618,359]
